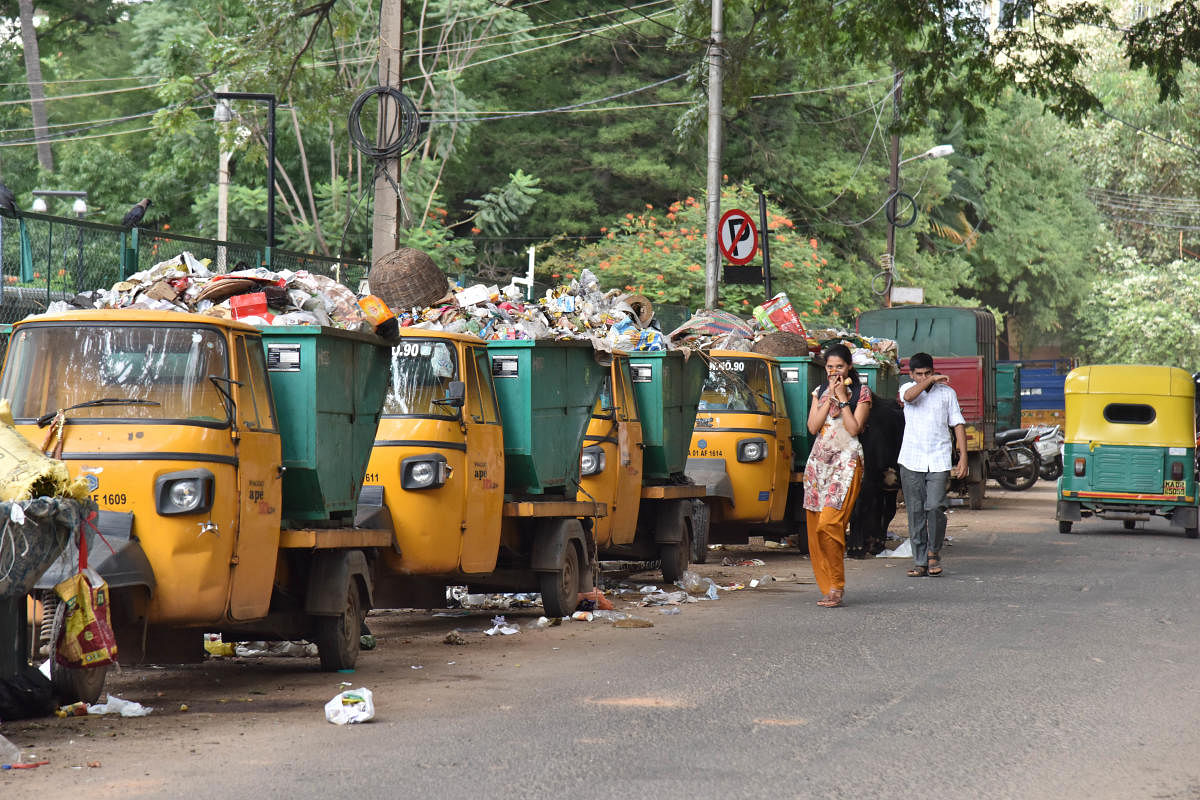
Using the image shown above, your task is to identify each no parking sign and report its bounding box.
[718,208,758,265]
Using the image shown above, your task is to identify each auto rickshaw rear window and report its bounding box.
[1103,403,1156,424]
[0,324,230,424]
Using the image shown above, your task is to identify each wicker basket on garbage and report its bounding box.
[751,331,811,357]
[369,248,449,311]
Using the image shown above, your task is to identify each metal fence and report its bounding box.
[0,212,692,328]
[0,211,372,323]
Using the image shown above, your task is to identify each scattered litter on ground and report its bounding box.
[659,607,681,615]
[0,734,20,765]
[576,587,614,611]
[55,701,89,718]
[443,631,467,646]
[722,557,767,567]
[749,575,774,588]
[533,616,560,629]
[484,615,520,636]
[87,695,152,717]
[324,687,374,725]
[233,641,318,658]
[571,611,594,622]
[877,539,913,558]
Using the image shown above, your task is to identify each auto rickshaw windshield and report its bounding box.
[698,357,771,413]
[382,339,459,417]
[0,323,230,423]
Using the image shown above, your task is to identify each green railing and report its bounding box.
[0,212,691,329]
[0,211,371,324]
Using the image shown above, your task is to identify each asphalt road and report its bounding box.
[5,482,1200,799]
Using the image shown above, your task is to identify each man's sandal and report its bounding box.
[907,566,928,577]
[817,589,844,608]
[928,554,943,576]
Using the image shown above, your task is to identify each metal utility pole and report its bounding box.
[883,69,902,308]
[372,0,404,264]
[704,0,723,309]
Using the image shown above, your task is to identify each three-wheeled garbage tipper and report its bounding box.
[4,310,395,702]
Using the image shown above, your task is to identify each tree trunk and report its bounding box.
[17,0,54,173]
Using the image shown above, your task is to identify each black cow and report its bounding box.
[848,393,905,558]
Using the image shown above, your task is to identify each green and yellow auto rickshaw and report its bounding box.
[1057,364,1198,538]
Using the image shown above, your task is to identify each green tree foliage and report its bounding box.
[1071,242,1200,370]
[538,184,849,319]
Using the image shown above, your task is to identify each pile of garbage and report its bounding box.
[48,252,373,331]
[667,291,898,368]
[398,268,670,351]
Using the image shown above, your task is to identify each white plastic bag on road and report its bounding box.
[88,694,153,717]
[877,538,913,558]
[325,687,375,725]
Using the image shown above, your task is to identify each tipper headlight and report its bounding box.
[737,438,768,463]
[580,446,606,476]
[155,469,215,515]
[401,454,449,490]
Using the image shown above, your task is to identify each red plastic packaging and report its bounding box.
[229,292,269,320]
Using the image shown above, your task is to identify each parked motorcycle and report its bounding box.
[988,429,1040,491]
[1028,424,1064,481]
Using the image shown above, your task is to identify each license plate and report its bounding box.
[1164,480,1185,496]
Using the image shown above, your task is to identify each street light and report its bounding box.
[899,144,955,166]
[213,91,277,250]
[883,143,955,306]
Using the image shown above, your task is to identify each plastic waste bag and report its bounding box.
[54,568,118,669]
[484,615,520,635]
[88,694,152,717]
[877,538,913,558]
[324,687,375,725]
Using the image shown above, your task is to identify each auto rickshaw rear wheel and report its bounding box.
[659,528,692,585]
[539,543,579,619]
[1123,520,1136,530]
[1058,521,1073,534]
[1187,527,1199,539]
[313,580,363,672]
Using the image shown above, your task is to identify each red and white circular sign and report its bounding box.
[717,208,758,265]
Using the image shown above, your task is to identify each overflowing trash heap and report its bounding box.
[55,247,895,363]
[57,252,371,330]
[667,291,898,368]
[390,267,671,352]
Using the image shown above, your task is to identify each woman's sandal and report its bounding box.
[817,589,844,608]
[928,554,943,576]
[907,566,928,577]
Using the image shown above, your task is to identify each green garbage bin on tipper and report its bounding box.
[487,339,607,496]
[775,355,824,469]
[857,360,900,403]
[257,326,391,523]
[627,350,708,481]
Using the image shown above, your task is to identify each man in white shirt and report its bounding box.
[897,353,968,577]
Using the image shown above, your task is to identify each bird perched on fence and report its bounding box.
[122,198,151,228]
[0,180,16,216]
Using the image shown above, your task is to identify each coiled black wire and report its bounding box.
[347,86,422,160]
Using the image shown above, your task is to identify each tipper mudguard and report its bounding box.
[35,510,155,593]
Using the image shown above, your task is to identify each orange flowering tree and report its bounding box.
[538,184,850,323]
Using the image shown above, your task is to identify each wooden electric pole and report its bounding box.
[372,1,404,264]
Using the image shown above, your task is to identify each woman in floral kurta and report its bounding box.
[803,344,871,607]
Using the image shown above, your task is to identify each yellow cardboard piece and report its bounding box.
[0,400,91,501]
